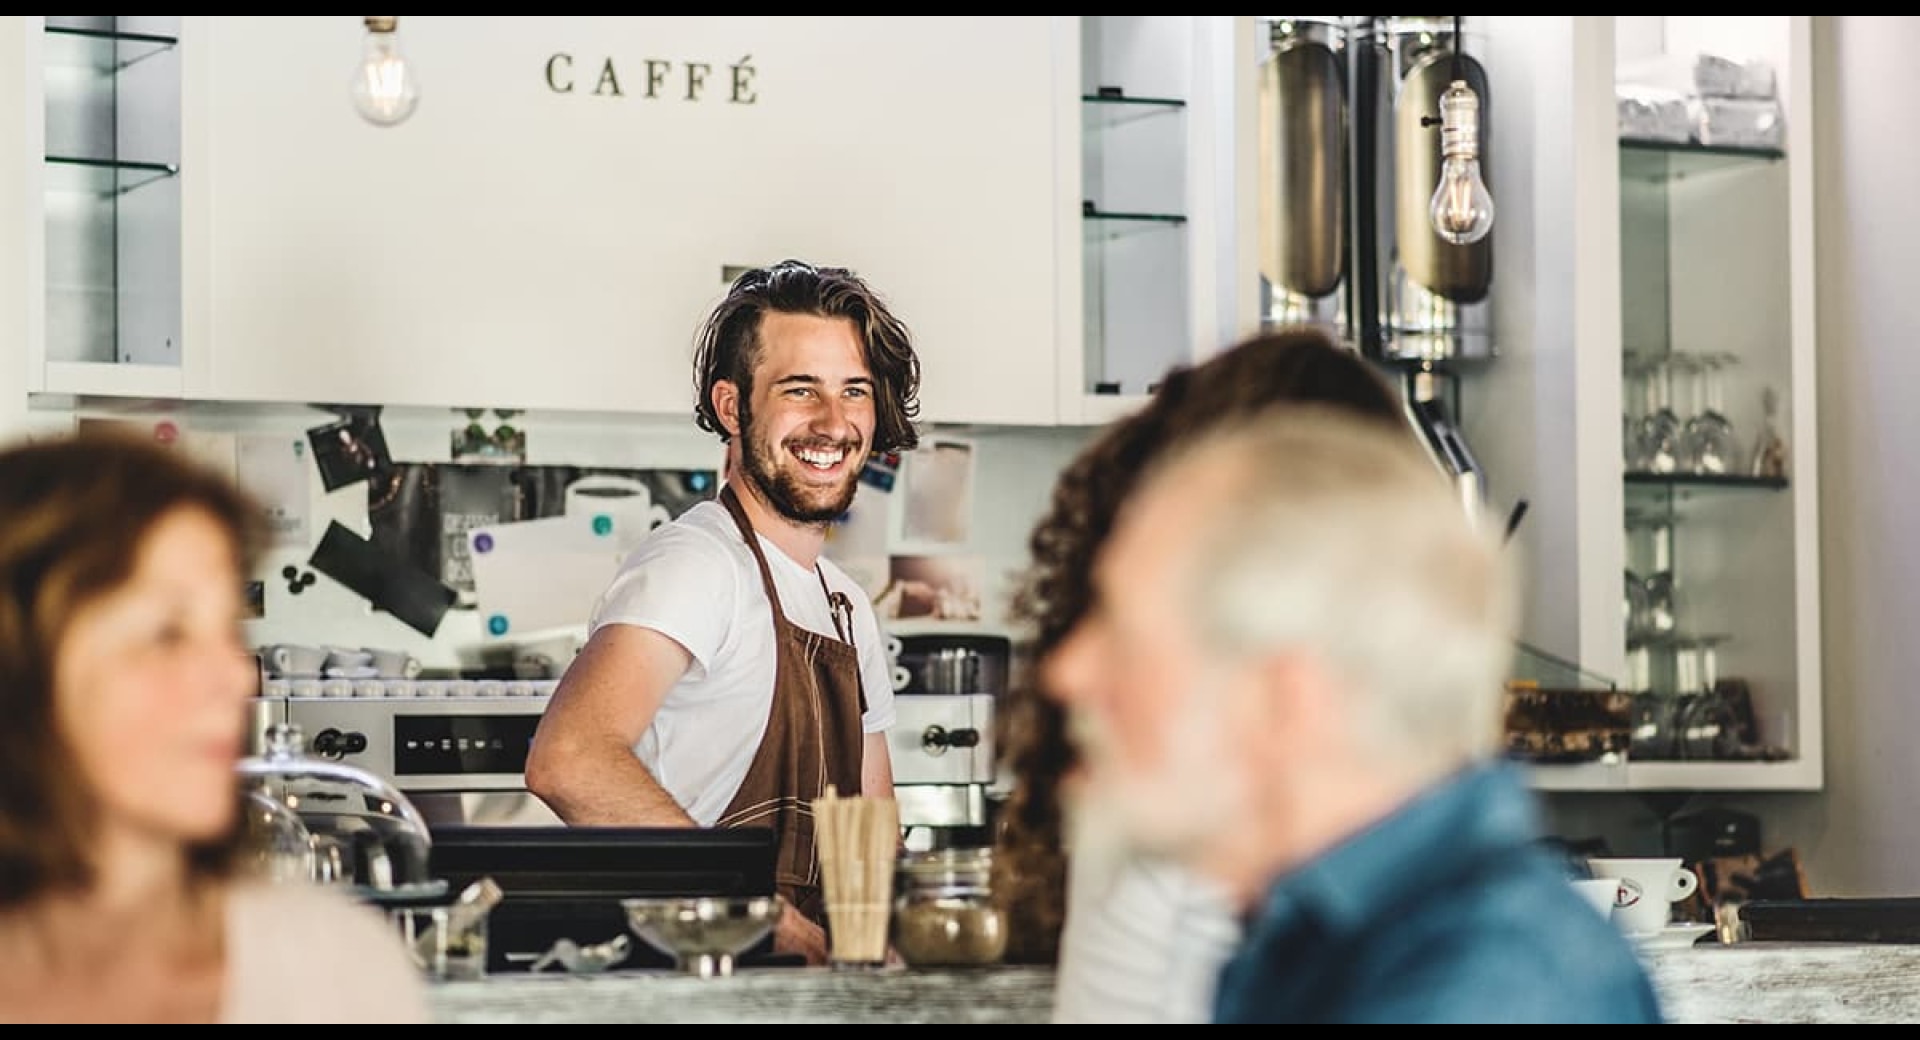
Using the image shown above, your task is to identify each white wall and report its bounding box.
[1745,14,1920,896]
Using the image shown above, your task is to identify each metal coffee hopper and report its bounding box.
[1352,15,1496,361]
[1259,16,1350,335]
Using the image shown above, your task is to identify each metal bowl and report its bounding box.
[620,895,784,977]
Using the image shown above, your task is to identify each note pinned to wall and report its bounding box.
[236,433,313,549]
[890,437,975,553]
[466,511,651,640]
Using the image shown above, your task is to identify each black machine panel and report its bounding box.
[392,714,540,776]
[427,825,783,972]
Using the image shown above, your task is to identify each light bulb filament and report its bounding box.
[351,17,420,127]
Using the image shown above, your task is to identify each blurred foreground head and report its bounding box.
[990,326,1409,961]
[1043,405,1519,897]
[0,428,265,906]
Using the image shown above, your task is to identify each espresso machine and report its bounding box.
[886,633,1011,852]
[255,675,565,830]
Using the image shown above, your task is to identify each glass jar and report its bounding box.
[892,847,1007,968]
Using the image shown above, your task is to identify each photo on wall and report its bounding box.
[891,437,976,553]
[877,554,986,622]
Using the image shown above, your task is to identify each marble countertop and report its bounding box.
[1644,942,1920,1024]
[428,964,1055,1025]
[426,944,1920,1024]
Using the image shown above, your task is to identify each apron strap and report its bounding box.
[720,483,856,649]
[718,483,788,625]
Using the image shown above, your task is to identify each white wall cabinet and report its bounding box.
[1468,16,1821,794]
[1056,16,1260,426]
[25,16,187,400]
[183,17,1062,425]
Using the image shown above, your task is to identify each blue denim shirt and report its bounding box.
[1212,760,1665,1024]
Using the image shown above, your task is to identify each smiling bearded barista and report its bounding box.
[525,260,917,965]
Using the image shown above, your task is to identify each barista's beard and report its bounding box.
[1067,678,1246,863]
[736,404,863,527]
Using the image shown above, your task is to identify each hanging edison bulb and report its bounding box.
[351,16,420,127]
[1429,78,1494,245]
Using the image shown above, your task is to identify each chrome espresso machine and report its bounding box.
[254,675,564,829]
[253,631,1015,850]
[886,633,1012,852]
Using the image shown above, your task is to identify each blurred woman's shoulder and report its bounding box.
[220,880,431,1024]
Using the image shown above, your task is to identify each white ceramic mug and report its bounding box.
[1572,878,1624,919]
[324,645,374,672]
[364,647,423,679]
[1588,857,1699,935]
[268,643,327,678]
[513,634,581,680]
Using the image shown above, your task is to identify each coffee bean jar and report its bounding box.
[892,847,1007,968]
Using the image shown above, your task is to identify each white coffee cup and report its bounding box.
[364,647,422,679]
[324,645,374,671]
[1572,878,1624,919]
[1588,857,1699,935]
[268,644,327,678]
[513,634,581,680]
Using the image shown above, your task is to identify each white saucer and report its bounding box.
[1630,922,1715,949]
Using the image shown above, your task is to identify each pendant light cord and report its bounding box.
[1452,14,1463,82]
[1423,17,1468,129]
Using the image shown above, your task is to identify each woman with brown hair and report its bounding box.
[990,326,1415,1023]
[0,428,428,1024]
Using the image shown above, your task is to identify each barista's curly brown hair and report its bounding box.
[692,259,922,456]
[991,325,1410,964]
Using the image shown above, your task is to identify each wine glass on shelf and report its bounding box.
[1682,353,1739,476]
[1631,356,1681,475]
[1623,356,1647,470]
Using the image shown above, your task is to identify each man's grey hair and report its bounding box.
[1145,404,1520,775]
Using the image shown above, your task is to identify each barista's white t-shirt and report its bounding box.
[589,498,896,826]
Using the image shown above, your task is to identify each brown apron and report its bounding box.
[712,484,868,926]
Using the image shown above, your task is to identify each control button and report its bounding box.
[311,728,368,758]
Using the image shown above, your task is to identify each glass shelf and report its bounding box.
[1619,138,1785,183]
[1510,641,1618,691]
[1082,206,1187,245]
[1623,472,1788,491]
[1368,349,1497,373]
[1081,92,1186,107]
[1626,631,1733,652]
[44,25,178,73]
[1083,92,1185,134]
[44,155,179,196]
[1082,205,1186,225]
